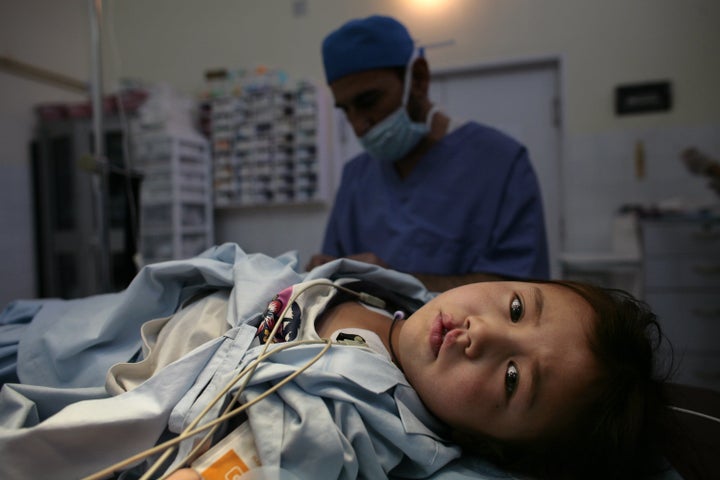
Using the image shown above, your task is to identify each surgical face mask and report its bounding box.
[359,52,437,164]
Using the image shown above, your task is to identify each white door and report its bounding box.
[332,59,563,277]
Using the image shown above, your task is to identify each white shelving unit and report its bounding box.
[132,131,214,264]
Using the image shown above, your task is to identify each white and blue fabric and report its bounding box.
[0,244,683,479]
[0,244,461,479]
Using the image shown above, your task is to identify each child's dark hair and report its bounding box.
[461,280,675,480]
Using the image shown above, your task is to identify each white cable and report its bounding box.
[158,280,386,477]
[148,341,332,480]
[158,281,345,472]
[153,280,386,478]
[101,0,142,267]
[144,282,326,479]
[86,279,386,480]
[667,405,720,425]
[81,339,331,480]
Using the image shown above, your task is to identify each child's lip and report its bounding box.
[430,311,455,357]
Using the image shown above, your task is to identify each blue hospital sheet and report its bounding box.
[0,244,684,480]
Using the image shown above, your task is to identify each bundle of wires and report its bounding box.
[82,280,387,480]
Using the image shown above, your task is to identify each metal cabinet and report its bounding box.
[641,217,720,391]
[31,117,140,299]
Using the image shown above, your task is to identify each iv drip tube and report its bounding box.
[88,0,112,292]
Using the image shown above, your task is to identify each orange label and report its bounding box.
[200,449,249,480]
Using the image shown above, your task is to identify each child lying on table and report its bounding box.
[0,245,676,480]
[166,276,673,480]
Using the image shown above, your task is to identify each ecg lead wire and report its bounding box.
[83,279,386,480]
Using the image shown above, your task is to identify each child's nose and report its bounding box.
[463,316,512,360]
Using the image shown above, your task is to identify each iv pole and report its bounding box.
[88,0,112,292]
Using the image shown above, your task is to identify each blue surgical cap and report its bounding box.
[322,15,415,84]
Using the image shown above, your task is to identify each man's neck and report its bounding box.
[393,111,450,179]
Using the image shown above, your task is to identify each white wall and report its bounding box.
[2,0,719,305]
[0,0,90,308]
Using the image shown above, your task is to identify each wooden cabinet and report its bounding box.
[641,218,720,391]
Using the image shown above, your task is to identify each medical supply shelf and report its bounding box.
[210,81,329,208]
[132,131,214,264]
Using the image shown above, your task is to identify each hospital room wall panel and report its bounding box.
[100,0,720,132]
[0,163,36,309]
[563,123,720,254]
[214,204,329,266]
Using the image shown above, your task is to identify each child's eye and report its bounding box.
[510,295,523,323]
[505,362,519,395]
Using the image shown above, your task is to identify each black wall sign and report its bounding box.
[615,81,672,115]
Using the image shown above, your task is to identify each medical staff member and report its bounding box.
[306,15,550,291]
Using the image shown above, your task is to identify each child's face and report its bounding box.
[398,281,599,444]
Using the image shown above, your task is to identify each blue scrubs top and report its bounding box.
[322,122,550,279]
